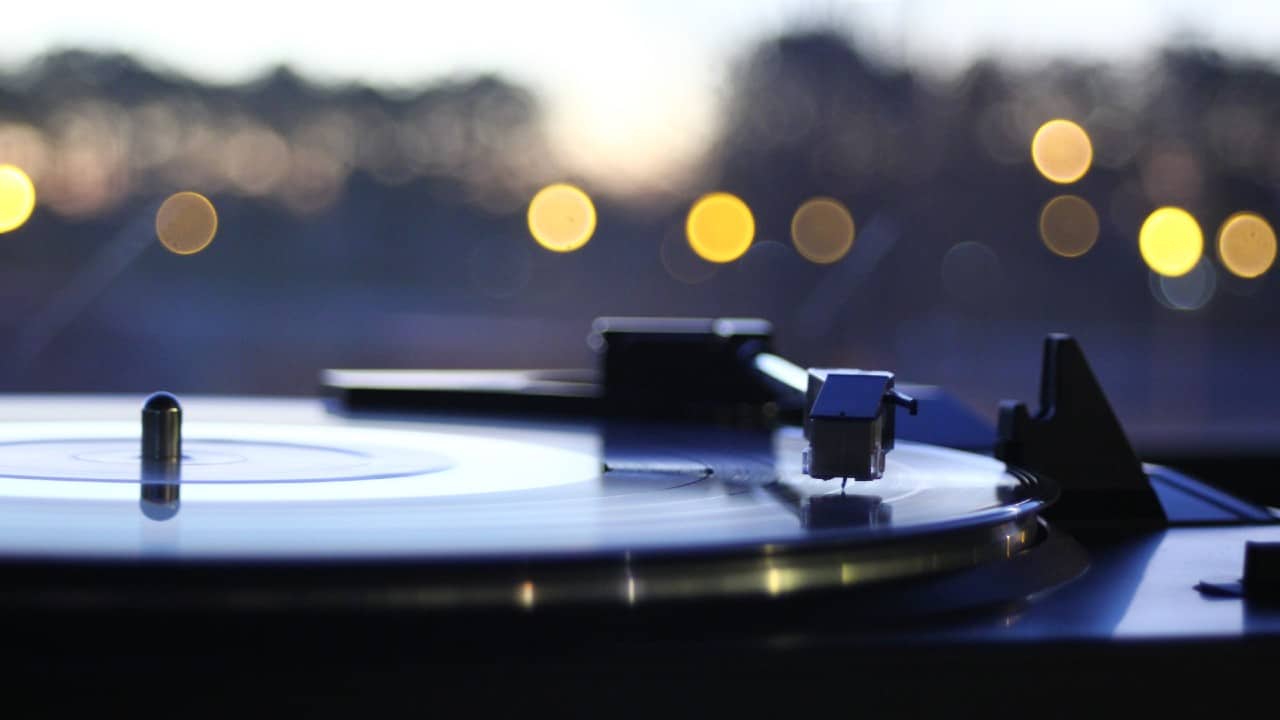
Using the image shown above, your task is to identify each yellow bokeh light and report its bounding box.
[686,192,754,263]
[1031,119,1093,184]
[1038,195,1099,258]
[1139,207,1203,277]
[1217,212,1276,279]
[155,191,218,255]
[527,183,596,253]
[791,197,855,264]
[0,164,37,234]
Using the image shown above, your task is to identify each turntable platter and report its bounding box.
[0,395,1045,553]
[0,395,1058,608]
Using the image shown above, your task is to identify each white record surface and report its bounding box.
[0,395,1049,561]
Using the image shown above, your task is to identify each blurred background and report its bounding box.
[0,1,1277,457]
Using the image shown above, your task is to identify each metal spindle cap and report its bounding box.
[141,391,182,462]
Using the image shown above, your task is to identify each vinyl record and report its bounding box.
[0,395,1056,608]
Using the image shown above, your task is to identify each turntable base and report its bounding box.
[0,393,1273,716]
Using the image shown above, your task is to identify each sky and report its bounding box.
[3,0,1277,187]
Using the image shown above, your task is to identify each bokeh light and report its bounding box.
[791,197,855,264]
[0,164,37,234]
[941,241,1003,306]
[1031,119,1093,184]
[1139,207,1203,277]
[660,227,718,284]
[224,125,292,196]
[1216,212,1276,279]
[686,192,754,263]
[1140,143,1202,206]
[1038,195,1099,258]
[155,191,218,255]
[0,124,50,183]
[1151,257,1216,312]
[527,183,597,253]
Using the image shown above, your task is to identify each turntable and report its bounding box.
[2,317,1277,715]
